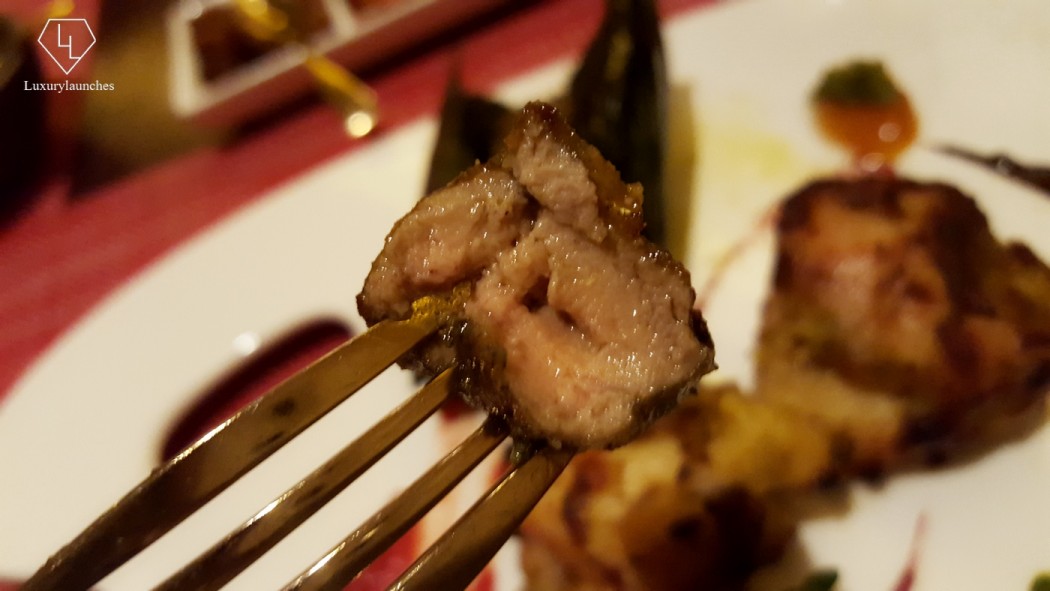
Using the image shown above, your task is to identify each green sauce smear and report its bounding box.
[814,61,902,106]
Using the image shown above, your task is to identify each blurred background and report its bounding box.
[1,0,546,195]
[1,0,707,402]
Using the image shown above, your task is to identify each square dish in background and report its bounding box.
[167,0,516,126]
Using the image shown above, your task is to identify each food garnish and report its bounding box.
[813,61,901,106]
[567,0,668,242]
[426,0,670,243]
[812,60,917,170]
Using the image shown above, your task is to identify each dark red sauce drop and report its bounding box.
[160,319,351,461]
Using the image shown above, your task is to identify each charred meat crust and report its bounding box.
[759,176,1050,471]
[357,102,715,449]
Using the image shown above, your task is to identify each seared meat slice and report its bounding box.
[358,102,715,448]
[756,177,1050,474]
[520,385,832,591]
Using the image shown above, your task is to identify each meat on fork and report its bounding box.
[358,102,715,449]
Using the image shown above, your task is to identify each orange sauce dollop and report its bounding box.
[813,61,918,172]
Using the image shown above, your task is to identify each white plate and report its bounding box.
[4,0,1050,589]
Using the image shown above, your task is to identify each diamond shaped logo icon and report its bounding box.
[37,18,96,75]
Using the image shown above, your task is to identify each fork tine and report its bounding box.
[22,310,441,591]
[283,416,509,591]
[154,369,455,591]
[389,445,575,591]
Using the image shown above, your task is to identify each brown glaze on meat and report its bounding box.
[358,102,716,448]
[757,177,1050,473]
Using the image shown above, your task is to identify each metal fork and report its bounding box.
[22,297,574,591]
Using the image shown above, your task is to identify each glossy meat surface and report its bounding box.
[358,102,715,448]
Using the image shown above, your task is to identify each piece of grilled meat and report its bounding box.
[358,102,715,448]
[756,177,1050,475]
